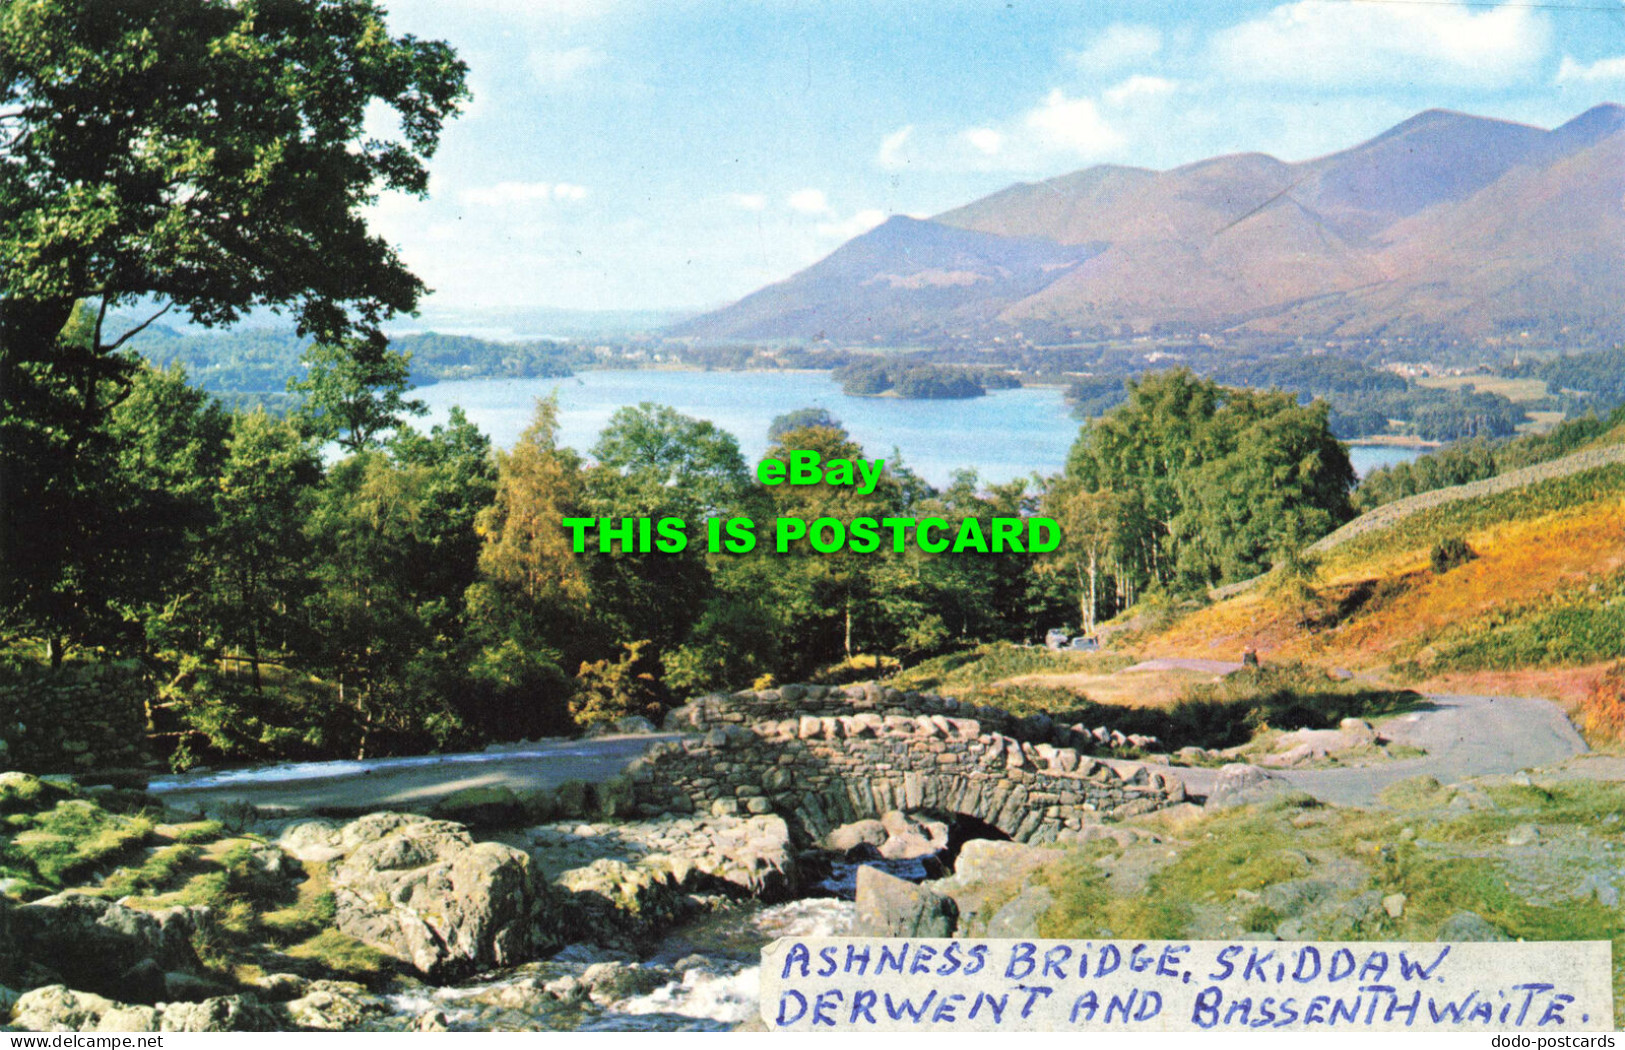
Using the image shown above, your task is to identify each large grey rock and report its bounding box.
[277,819,346,863]
[1204,764,1297,810]
[878,811,950,860]
[854,865,958,937]
[1438,911,1511,942]
[1259,879,1335,919]
[661,704,704,731]
[823,819,888,853]
[595,775,636,820]
[947,840,1061,887]
[157,995,282,1032]
[9,986,280,1033]
[986,885,1055,937]
[580,961,678,1005]
[279,981,390,1031]
[554,859,691,942]
[429,786,526,828]
[10,986,157,1032]
[329,813,550,980]
[9,895,208,1003]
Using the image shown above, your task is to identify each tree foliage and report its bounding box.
[1,0,468,641]
[1062,370,1355,610]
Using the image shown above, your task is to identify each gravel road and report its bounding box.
[150,734,684,817]
[1159,693,1589,806]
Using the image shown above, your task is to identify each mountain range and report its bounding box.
[675,105,1625,345]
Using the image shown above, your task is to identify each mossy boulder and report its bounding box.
[0,772,74,816]
[329,814,555,980]
[9,895,210,1003]
[428,786,525,828]
[552,779,594,819]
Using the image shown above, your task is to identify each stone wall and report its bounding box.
[0,663,151,774]
[661,682,1165,754]
[630,684,1185,846]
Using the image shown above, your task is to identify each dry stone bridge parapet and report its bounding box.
[624,683,1187,846]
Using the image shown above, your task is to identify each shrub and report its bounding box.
[1580,663,1625,746]
[571,640,669,728]
[1429,536,1477,574]
[1243,904,1282,933]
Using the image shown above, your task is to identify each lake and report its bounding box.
[414,370,1421,487]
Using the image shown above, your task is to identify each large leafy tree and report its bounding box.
[1,0,468,646]
[464,398,587,734]
[580,403,753,658]
[208,411,321,693]
[292,336,426,453]
[1063,369,1355,600]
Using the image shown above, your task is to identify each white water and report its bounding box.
[598,897,854,1028]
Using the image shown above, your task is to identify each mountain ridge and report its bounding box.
[678,104,1625,344]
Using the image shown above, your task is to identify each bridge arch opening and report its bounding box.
[935,811,1012,872]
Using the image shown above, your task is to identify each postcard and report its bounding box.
[1,0,1622,1037]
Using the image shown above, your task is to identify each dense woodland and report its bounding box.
[2,330,1357,767]
[125,326,584,415]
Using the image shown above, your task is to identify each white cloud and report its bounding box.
[1068,24,1163,74]
[1210,0,1551,88]
[965,128,1005,155]
[787,188,831,214]
[529,46,605,84]
[1556,53,1625,83]
[1024,91,1123,154]
[729,193,768,211]
[1103,75,1177,108]
[460,181,589,207]
[878,126,915,169]
[876,88,1134,175]
[815,209,887,241]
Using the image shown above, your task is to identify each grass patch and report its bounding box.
[1415,375,1549,402]
[260,863,337,944]
[283,929,389,981]
[1033,853,1112,939]
[168,820,226,844]
[811,653,902,685]
[1018,776,1625,1026]
[1153,811,1312,901]
[0,773,75,816]
[910,661,1421,753]
[892,642,1133,694]
[97,843,202,898]
[5,800,154,885]
[1101,896,1193,940]
[1377,776,1451,810]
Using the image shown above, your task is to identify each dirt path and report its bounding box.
[1122,657,1244,675]
[1156,693,1589,806]
[150,734,685,817]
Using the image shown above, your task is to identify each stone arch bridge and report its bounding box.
[624,683,1187,846]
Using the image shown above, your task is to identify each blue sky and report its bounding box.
[365,0,1625,316]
